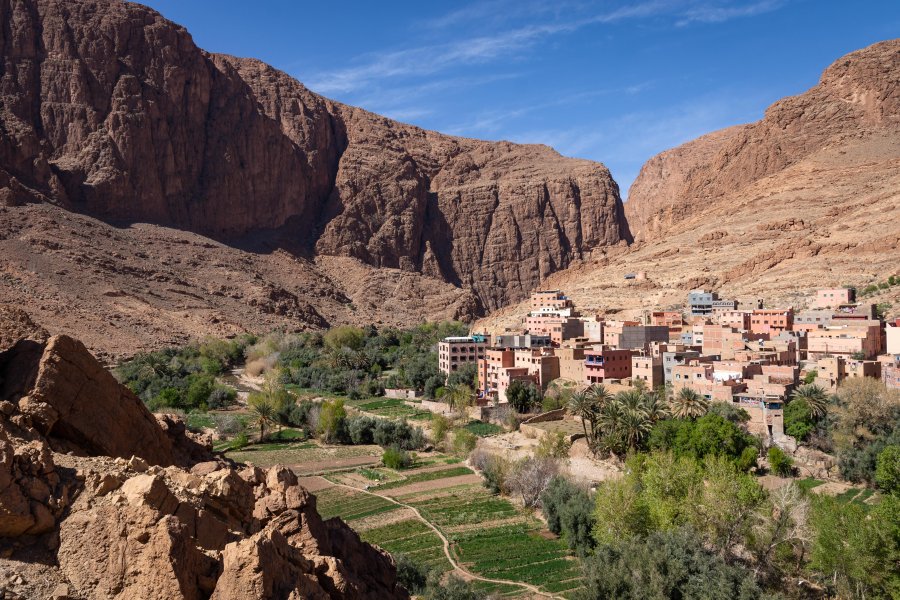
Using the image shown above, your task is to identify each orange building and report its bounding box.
[750,309,794,336]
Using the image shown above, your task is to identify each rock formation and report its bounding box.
[0,311,409,599]
[0,0,628,335]
[478,40,900,330]
[626,39,900,240]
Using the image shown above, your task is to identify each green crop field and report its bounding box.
[352,398,432,420]
[453,523,582,594]
[463,420,503,437]
[407,489,519,527]
[360,519,453,573]
[369,466,474,491]
[314,487,400,522]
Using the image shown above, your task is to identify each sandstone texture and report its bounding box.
[0,315,408,599]
[0,0,628,349]
[479,40,900,331]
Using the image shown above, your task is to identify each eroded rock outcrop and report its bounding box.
[0,319,408,600]
[0,0,628,316]
[626,39,900,240]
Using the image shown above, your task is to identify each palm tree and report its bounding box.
[568,390,596,443]
[791,384,828,418]
[641,390,670,423]
[587,384,614,411]
[671,387,709,419]
[617,405,653,451]
[248,394,276,442]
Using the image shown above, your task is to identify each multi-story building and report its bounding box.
[583,347,632,384]
[632,354,664,388]
[688,290,738,316]
[556,347,586,381]
[794,310,834,332]
[602,320,640,348]
[580,317,604,343]
[514,348,560,390]
[663,350,702,384]
[530,290,574,311]
[807,323,882,360]
[750,309,794,336]
[477,349,515,398]
[618,324,670,352]
[714,310,751,330]
[813,287,856,309]
[887,322,900,355]
[492,334,552,349]
[524,315,584,346]
[702,324,747,360]
[438,336,487,376]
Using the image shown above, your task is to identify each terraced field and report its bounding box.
[314,487,401,522]
[313,460,584,599]
[360,518,453,574]
[347,397,432,420]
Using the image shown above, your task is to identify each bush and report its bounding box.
[374,419,426,450]
[382,446,414,469]
[647,414,757,469]
[207,385,237,409]
[424,572,486,600]
[541,476,596,554]
[283,401,314,430]
[535,431,571,459]
[577,527,762,600]
[875,445,900,494]
[470,448,511,494]
[784,398,815,441]
[230,432,249,450]
[347,415,377,445]
[430,414,450,447]
[318,399,348,443]
[507,456,560,507]
[394,554,430,595]
[506,379,541,413]
[213,414,243,436]
[768,446,794,477]
[451,429,477,457]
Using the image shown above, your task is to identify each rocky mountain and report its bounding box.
[478,40,900,330]
[0,306,408,599]
[0,0,628,355]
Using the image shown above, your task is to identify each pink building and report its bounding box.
[814,288,856,309]
[632,354,664,388]
[530,290,573,311]
[438,336,487,376]
[807,323,882,360]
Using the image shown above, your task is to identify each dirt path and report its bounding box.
[329,481,561,599]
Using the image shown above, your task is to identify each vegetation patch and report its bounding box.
[369,466,474,492]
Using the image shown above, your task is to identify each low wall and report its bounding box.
[521,408,567,425]
[420,399,454,416]
[385,388,421,400]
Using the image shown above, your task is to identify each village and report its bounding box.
[439,287,900,452]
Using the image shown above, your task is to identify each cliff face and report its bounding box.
[0,0,628,317]
[478,40,900,331]
[0,311,409,599]
[626,39,900,240]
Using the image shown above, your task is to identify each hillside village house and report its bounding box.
[813,287,856,309]
[750,309,794,336]
[438,336,487,376]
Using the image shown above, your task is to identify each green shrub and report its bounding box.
[784,398,815,441]
[541,476,595,554]
[430,414,450,446]
[451,429,478,457]
[875,445,900,494]
[394,554,430,595]
[382,446,414,469]
[230,432,249,450]
[768,446,793,477]
[536,431,571,459]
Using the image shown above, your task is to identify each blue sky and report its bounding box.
[140,0,899,197]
